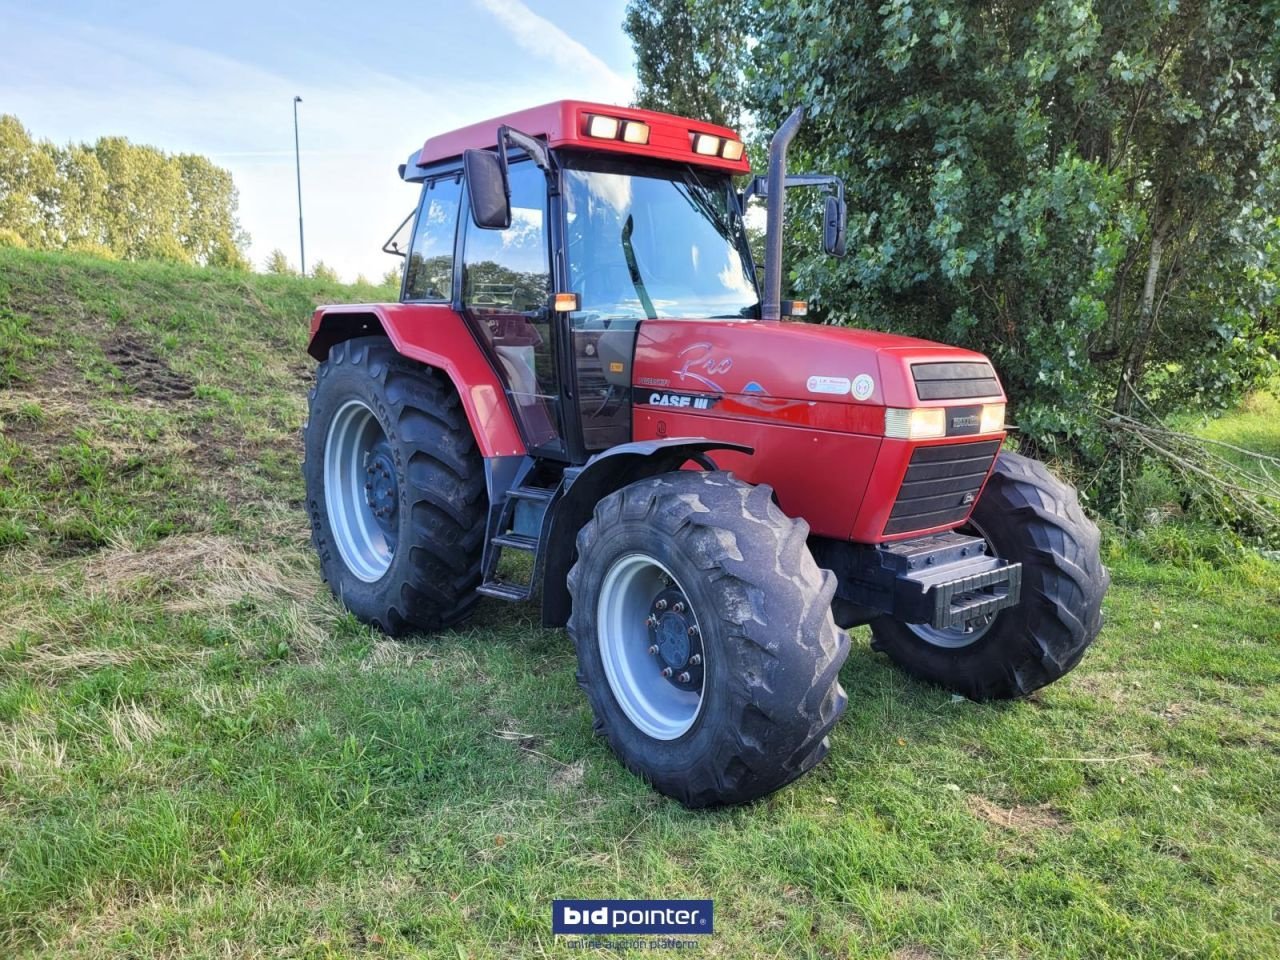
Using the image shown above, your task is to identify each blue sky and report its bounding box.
[1,0,637,280]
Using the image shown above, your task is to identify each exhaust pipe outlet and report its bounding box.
[762,106,804,321]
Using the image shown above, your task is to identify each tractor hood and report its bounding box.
[631,319,1005,433]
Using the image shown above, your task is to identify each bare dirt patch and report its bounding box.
[966,794,1067,832]
[105,336,194,401]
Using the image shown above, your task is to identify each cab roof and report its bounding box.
[405,99,750,178]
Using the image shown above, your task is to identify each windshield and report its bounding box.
[561,156,758,320]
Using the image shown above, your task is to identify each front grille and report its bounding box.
[884,439,1001,535]
[912,361,1000,400]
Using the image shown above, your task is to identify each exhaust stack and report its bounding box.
[761,106,804,321]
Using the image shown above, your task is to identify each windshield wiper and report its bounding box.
[620,215,657,320]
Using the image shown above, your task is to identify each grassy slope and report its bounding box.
[0,247,1277,959]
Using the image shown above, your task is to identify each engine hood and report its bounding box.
[632,319,1004,421]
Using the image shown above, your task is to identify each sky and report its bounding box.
[0,0,637,282]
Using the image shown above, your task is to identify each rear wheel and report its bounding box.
[869,451,1108,700]
[568,471,849,808]
[303,336,487,634]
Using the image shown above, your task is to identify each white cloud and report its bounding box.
[473,0,633,105]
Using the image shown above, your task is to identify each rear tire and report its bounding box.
[869,451,1108,700]
[303,336,487,635]
[568,471,849,808]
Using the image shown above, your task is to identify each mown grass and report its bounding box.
[1,247,1277,959]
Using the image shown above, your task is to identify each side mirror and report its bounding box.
[463,148,511,230]
[823,194,847,257]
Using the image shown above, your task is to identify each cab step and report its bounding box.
[491,532,538,551]
[508,484,555,502]
[476,579,534,602]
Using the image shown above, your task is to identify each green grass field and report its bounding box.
[1,247,1277,959]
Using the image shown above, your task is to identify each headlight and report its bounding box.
[980,403,1006,433]
[884,407,947,439]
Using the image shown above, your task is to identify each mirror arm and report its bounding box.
[748,173,844,202]
[498,125,552,174]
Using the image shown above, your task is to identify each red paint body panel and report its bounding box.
[631,319,1008,542]
[308,303,525,459]
[417,100,751,175]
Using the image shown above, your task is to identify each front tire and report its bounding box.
[870,451,1108,700]
[568,471,849,808]
[303,336,487,635]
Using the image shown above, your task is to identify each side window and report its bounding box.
[461,160,559,451]
[404,175,461,301]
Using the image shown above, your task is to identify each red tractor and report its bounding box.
[303,101,1107,808]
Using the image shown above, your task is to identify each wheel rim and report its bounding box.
[597,553,705,740]
[906,519,999,649]
[324,399,398,582]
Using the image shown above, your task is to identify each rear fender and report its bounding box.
[308,303,525,458]
[540,438,753,627]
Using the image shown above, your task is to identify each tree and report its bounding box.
[177,153,250,268]
[624,0,749,127]
[264,249,296,275]
[0,115,57,246]
[311,261,340,283]
[0,116,251,266]
[380,265,403,288]
[742,0,1279,454]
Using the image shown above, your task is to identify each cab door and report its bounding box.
[458,159,566,458]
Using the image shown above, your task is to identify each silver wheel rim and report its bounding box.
[324,399,397,582]
[907,519,999,649]
[597,553,705,740]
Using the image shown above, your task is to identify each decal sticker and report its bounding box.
[806,375,852,396]
[634,388,721,411]
[742,380,769,394]
[851,374,875,401]
[674,342,733,391]
[636,376,669,387]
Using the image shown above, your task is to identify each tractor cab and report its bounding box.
[394,101,802,463]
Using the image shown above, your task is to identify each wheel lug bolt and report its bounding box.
[645,614,659,628]
[688,654,702,666]
[687,626,699,637]
[677,672,691,683]
[660,667,673,678]
[648,645,660,656]
[655,599,667,611]
[673,601,684,613]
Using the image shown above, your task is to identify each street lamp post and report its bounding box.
[293,95,306,276]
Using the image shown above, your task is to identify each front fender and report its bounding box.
[540,438,753,627]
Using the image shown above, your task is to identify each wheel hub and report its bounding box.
[364,443,398,538]
[647,586,703,691]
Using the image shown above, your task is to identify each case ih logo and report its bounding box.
[552,899,714,935]
[635,389,720,411]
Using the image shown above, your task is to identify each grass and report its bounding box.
[1,246,1278,959]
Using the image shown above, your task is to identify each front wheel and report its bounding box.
[568,471,849,808]
[869,451,1108,700]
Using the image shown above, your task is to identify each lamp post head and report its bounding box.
[294,95,302,103]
